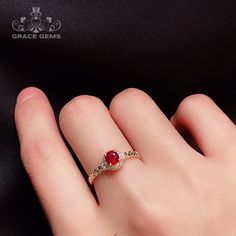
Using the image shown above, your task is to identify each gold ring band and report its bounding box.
[88,150,140,185]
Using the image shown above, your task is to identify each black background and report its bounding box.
[0,1,236,235]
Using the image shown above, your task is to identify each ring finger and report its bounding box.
[59,95,144,203]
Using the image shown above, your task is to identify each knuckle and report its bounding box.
[20,138,58,173]
[126,187,160,234]
[110,88,146,111]
[130,202,158,231]
[177,94,212,113]
[59,95,102,121]
[187,167,224,218]
[54,210,103,236]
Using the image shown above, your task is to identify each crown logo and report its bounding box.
[12,7,61,33]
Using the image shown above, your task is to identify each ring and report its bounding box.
[88,150,140,184]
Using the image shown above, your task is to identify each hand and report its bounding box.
[15,87,236,236]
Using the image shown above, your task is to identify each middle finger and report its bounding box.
[110,88,201,170]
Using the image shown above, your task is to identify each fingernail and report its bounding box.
[16,87,45,105]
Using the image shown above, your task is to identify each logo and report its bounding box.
[12,7,61,39]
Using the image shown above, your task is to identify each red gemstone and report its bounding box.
[105,151,119,165]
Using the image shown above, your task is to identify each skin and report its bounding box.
[14,87,236,236]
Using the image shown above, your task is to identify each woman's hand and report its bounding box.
[14,87,236,236]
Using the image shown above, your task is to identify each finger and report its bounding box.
[109,88,200,169]
[59,95,144,200]
[171,94,236,158]
[15,87,99,235]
